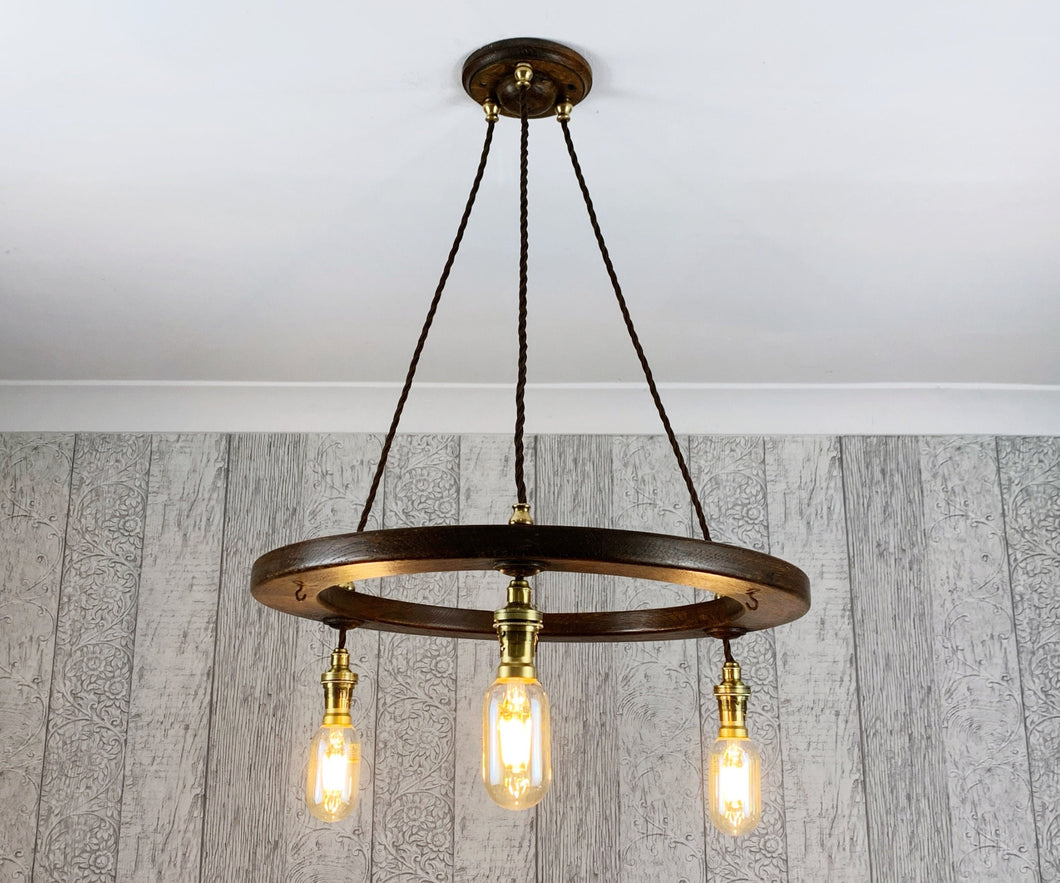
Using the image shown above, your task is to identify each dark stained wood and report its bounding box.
[462,38,592,118]
[316,585,745,641]
[250,524,810,638]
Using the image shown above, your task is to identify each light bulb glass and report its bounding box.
[482,676,551,810]
[707,736,762,836]
[306,723,361,822]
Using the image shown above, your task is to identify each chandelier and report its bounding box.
[251,38,810,837]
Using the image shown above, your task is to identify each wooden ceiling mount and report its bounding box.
[462,38,592,119]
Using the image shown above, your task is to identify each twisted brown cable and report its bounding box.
[357,120,497,532]
[513,87,530,505]
[558,118,712,542]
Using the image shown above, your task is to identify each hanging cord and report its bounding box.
[337,627,348,650]
[356,120,497,532]
[513,86,530,505]
[558,118,712,542]
[722,637,734,663]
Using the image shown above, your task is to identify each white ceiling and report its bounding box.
[2,2,1058,392]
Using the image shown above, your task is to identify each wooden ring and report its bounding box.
[251,524,810,641]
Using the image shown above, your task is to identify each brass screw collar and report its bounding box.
[713,659,750,739]
[321,647,358,727]
[494,577,543,680]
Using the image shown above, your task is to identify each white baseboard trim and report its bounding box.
[0,381,1057,435]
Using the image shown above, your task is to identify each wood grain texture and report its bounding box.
[0,434,74,882]
[765,436,870,883]
[612,435,705,882]
[200,434,305,882]
[535,435,620,882]
[115,434,228,882]
[998,436,1060,882]
[690,435,788,883]
[371,435,460,883]
[33,434,152,883]
[920,436,1039,880]
[842,436,955,883]
[3,429,1054,881]
[283,433,383,883]
[452,435,536,882]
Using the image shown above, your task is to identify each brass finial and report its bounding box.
[555,100,574,122]
[509,503,533,525]
[483,99,500,122]
[514,63,534,89]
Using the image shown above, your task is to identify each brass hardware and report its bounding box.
[321,648,358,727]
[494,577,543,680]
[462,39,592,119]
[483,100,500,122]
[714,659,750,739]
[555,101,574,122]
[509,503,534,525]
[514,63,534,89]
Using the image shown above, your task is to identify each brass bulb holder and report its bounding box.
[321,647,358,727]
[494,577,543,680]
[713,659,751,739]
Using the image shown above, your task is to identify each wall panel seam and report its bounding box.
[837,436,877,883]
[197,433,233,883]
[759,436,793,883]
[29,431,79,877]
[689,434,709,875]
[113,435,155,869]
[450,434,462,882]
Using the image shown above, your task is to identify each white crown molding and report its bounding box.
[1,381,1057,435]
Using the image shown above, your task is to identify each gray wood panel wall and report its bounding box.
[1,433,1056,883]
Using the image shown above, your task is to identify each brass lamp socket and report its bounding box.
[321,647,358,727]
[494,577,543,680]
[713,660,750,739]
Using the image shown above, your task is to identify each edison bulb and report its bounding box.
[707,736,762,835]
[482,677,551,809]
[306,723,361,822]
